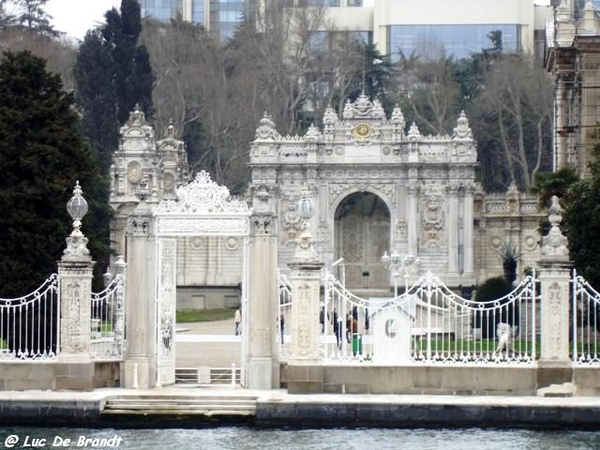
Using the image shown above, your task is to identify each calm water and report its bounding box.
[1,427,599,450]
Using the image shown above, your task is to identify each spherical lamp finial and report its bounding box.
[66,181,88,234]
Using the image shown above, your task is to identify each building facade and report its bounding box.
[139,0,246,40]
[545,0,600,178]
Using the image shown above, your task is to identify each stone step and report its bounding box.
[102,396,257,416]
[175,367,241,385]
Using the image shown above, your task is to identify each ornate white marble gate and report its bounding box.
[153,171,250,386]
[249,94,479,290]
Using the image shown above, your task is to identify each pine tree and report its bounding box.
[13,0,58,37]
[0,50,107,296]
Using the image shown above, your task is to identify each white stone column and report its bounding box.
[446,185,459,275]
[123,207,157,388]
[463,186,474,274]
[555,78,569,170]
[406,183,419,255]
[246,212,279,389]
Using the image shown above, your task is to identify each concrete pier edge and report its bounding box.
[1,388,600,429]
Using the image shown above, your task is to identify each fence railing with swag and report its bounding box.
[0,264,126,362]
[0,274,59,360]
[90,267,126,361]
[572,270,600,366]
[280,269,550,366]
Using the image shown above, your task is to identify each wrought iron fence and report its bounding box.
[0,274,59,360]
[90,272,125,360]
[319,269,538,365]
[571,271,600,365]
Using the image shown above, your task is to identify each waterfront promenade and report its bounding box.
[1,319,600,430]
[2,386,600,429]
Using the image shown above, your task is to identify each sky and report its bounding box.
[45,0,553,42]
[46,0,121,41]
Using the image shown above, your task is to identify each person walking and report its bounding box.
[234,308,241,335]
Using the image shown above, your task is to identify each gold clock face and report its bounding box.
[353,123,372,140]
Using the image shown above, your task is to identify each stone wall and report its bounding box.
[0,362,120,391]
[282,364,600,396]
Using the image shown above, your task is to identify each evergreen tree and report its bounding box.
[563,127,600,289]
[74,30,117,174]
[13,0,57,37]
[75,0,153,175]
[0,50,107,296]
[343,42,393,112]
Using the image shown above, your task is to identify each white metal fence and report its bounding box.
[0,265,126,362]
[0,274,59,360]
[279,269,540,366]
[90,270,126,360]
[572,270,600,365]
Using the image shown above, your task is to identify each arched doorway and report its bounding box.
[334,192,390,291]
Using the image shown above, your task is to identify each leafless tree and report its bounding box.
[390,54,461,136]
[472,57,553,190]
[0,28,76,90]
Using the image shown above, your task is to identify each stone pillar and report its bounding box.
[406,183,419,255]
[537,196,572,388]
[247,212,279,389]
[123,204,157,388]
[555,78,569,170]
[57,182,95,390]
[463,186,474,275]
[58,245,94,362]
[288,259,324,364]
[446,185,459,275]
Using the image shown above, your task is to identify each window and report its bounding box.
[387,24,521,61]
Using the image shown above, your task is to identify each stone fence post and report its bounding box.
[288,190,323,365]
[537,196,572,388]
[56,182,95,390]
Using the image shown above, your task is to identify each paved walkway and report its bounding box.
[175,319,241,368]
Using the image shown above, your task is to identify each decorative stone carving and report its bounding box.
[255,112,281,140]
[407,122,421,141]
[156,170,250,214]
[540,196,569,262]
[390,105,406,130]
[452,110,473,140]
[421,195,444,244]
[127,161,143,184]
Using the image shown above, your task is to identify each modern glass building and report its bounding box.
[139,0,245,41]
[387,24,521,60]
[139,0,548,58]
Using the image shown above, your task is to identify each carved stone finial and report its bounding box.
[452,110,473,140]
[128,104,146,126]
[407,122,421,141]
[323,106,337,125]
[540,196,570,262]
[166,118,175,137]
[354,93,372,115]
[391,105,405,128]
[372,98,385,119]
[255,112,280,140]
[343,99,353,119]
[305,123,321,142]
